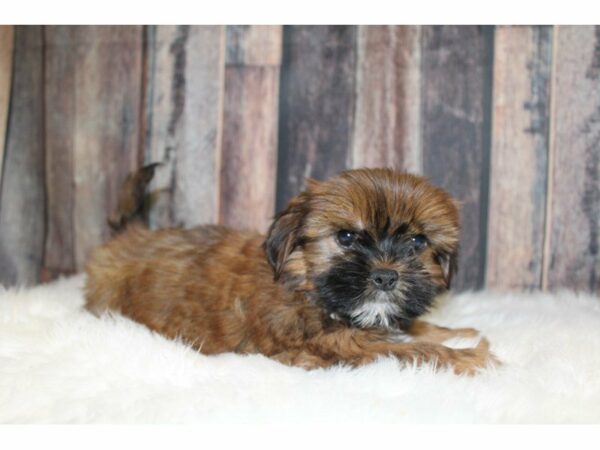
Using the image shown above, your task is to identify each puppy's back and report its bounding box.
[85,224,227,316]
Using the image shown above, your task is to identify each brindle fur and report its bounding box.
[86,168,498,375]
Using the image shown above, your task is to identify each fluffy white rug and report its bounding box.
[1,275,600,424]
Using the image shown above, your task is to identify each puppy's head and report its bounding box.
[265,168,459,330]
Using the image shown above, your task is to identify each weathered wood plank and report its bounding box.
[0,26,45,286]
[43,27,77,279]
[226,25,282,66]
[0,26,14,185]
[276,26,357,211]
[486,26,552,290]
[352,25,422,173]
[220,26,281,233]
[144,25,225,229]
[421,26,494,291]
[47,26,144,269]
[544,25,600,291]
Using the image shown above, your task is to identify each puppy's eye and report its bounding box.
[336,230,356,248]
[410,234,428,252]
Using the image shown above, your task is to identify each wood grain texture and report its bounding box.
[486,26,552,290]
[421,26,494,291]
[51,26,144,269]
[220,26,282,233]
[0,26,14,184]
[144,25,225,229]
[0,27,45,286]
[352,26,422,173]
[276,26,357,211]
[544,25,600,291]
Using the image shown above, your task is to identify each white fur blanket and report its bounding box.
[1,275,600,424]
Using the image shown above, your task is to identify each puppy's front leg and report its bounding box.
[273,328,495,375]
[406,319,480,344]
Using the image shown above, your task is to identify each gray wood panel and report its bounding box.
[144,25,225,229]
[44,27,77,278]
[276,26,357,211]
[544,25,600,291]
[65,26,143,269]
[421,26,495,291]
[0,27,45,286]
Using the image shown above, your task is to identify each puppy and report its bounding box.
[85,168,497,375]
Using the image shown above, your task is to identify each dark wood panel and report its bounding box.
[220,26,281,233]
[43,27,77,279]
[276,25,357,211]
[44,26,144,269]
[352,25,422,173]
[0,26,45,286]
[0,26,13,184]
[421,26,494,291]
[545,25,600,291]
[144,25,225,229]
[486,26,552,290]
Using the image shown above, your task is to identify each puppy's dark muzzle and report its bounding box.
[369,269,399,291]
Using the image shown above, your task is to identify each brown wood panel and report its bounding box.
[544,25,600,291]
[220,26,281,233]
[43,26,144,270]
[352,25,422,173]
[0,26,14,183]
[276,26,357,211]
[144,25,225,229]
[486,26,552,290]
[0,27,45,286]
[421,26,494,291]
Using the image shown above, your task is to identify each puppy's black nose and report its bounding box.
[370,269,399,291]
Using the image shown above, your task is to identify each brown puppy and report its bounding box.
[85,168,497,375]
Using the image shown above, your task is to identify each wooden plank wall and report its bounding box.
[0,25,599,294]
[0,26,45,286]
[144,26,225,229]
[352,26,422,173]
[220,25,282,232]
[421,26,494,290]
[43,26,143,279]
[486,26,552,290]
[0,26,13,182]
[277,26,357,210]
[544,26,600,291]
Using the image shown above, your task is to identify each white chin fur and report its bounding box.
[349,292,402,329]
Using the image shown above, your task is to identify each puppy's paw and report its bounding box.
[448,338,501,376]
[451,327,480,339]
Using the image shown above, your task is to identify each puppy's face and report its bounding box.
[265,169,459,330]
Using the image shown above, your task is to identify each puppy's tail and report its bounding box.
[108,163,161,233]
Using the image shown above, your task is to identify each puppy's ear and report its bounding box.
[437,251,458,289]
[264,192,310,279]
